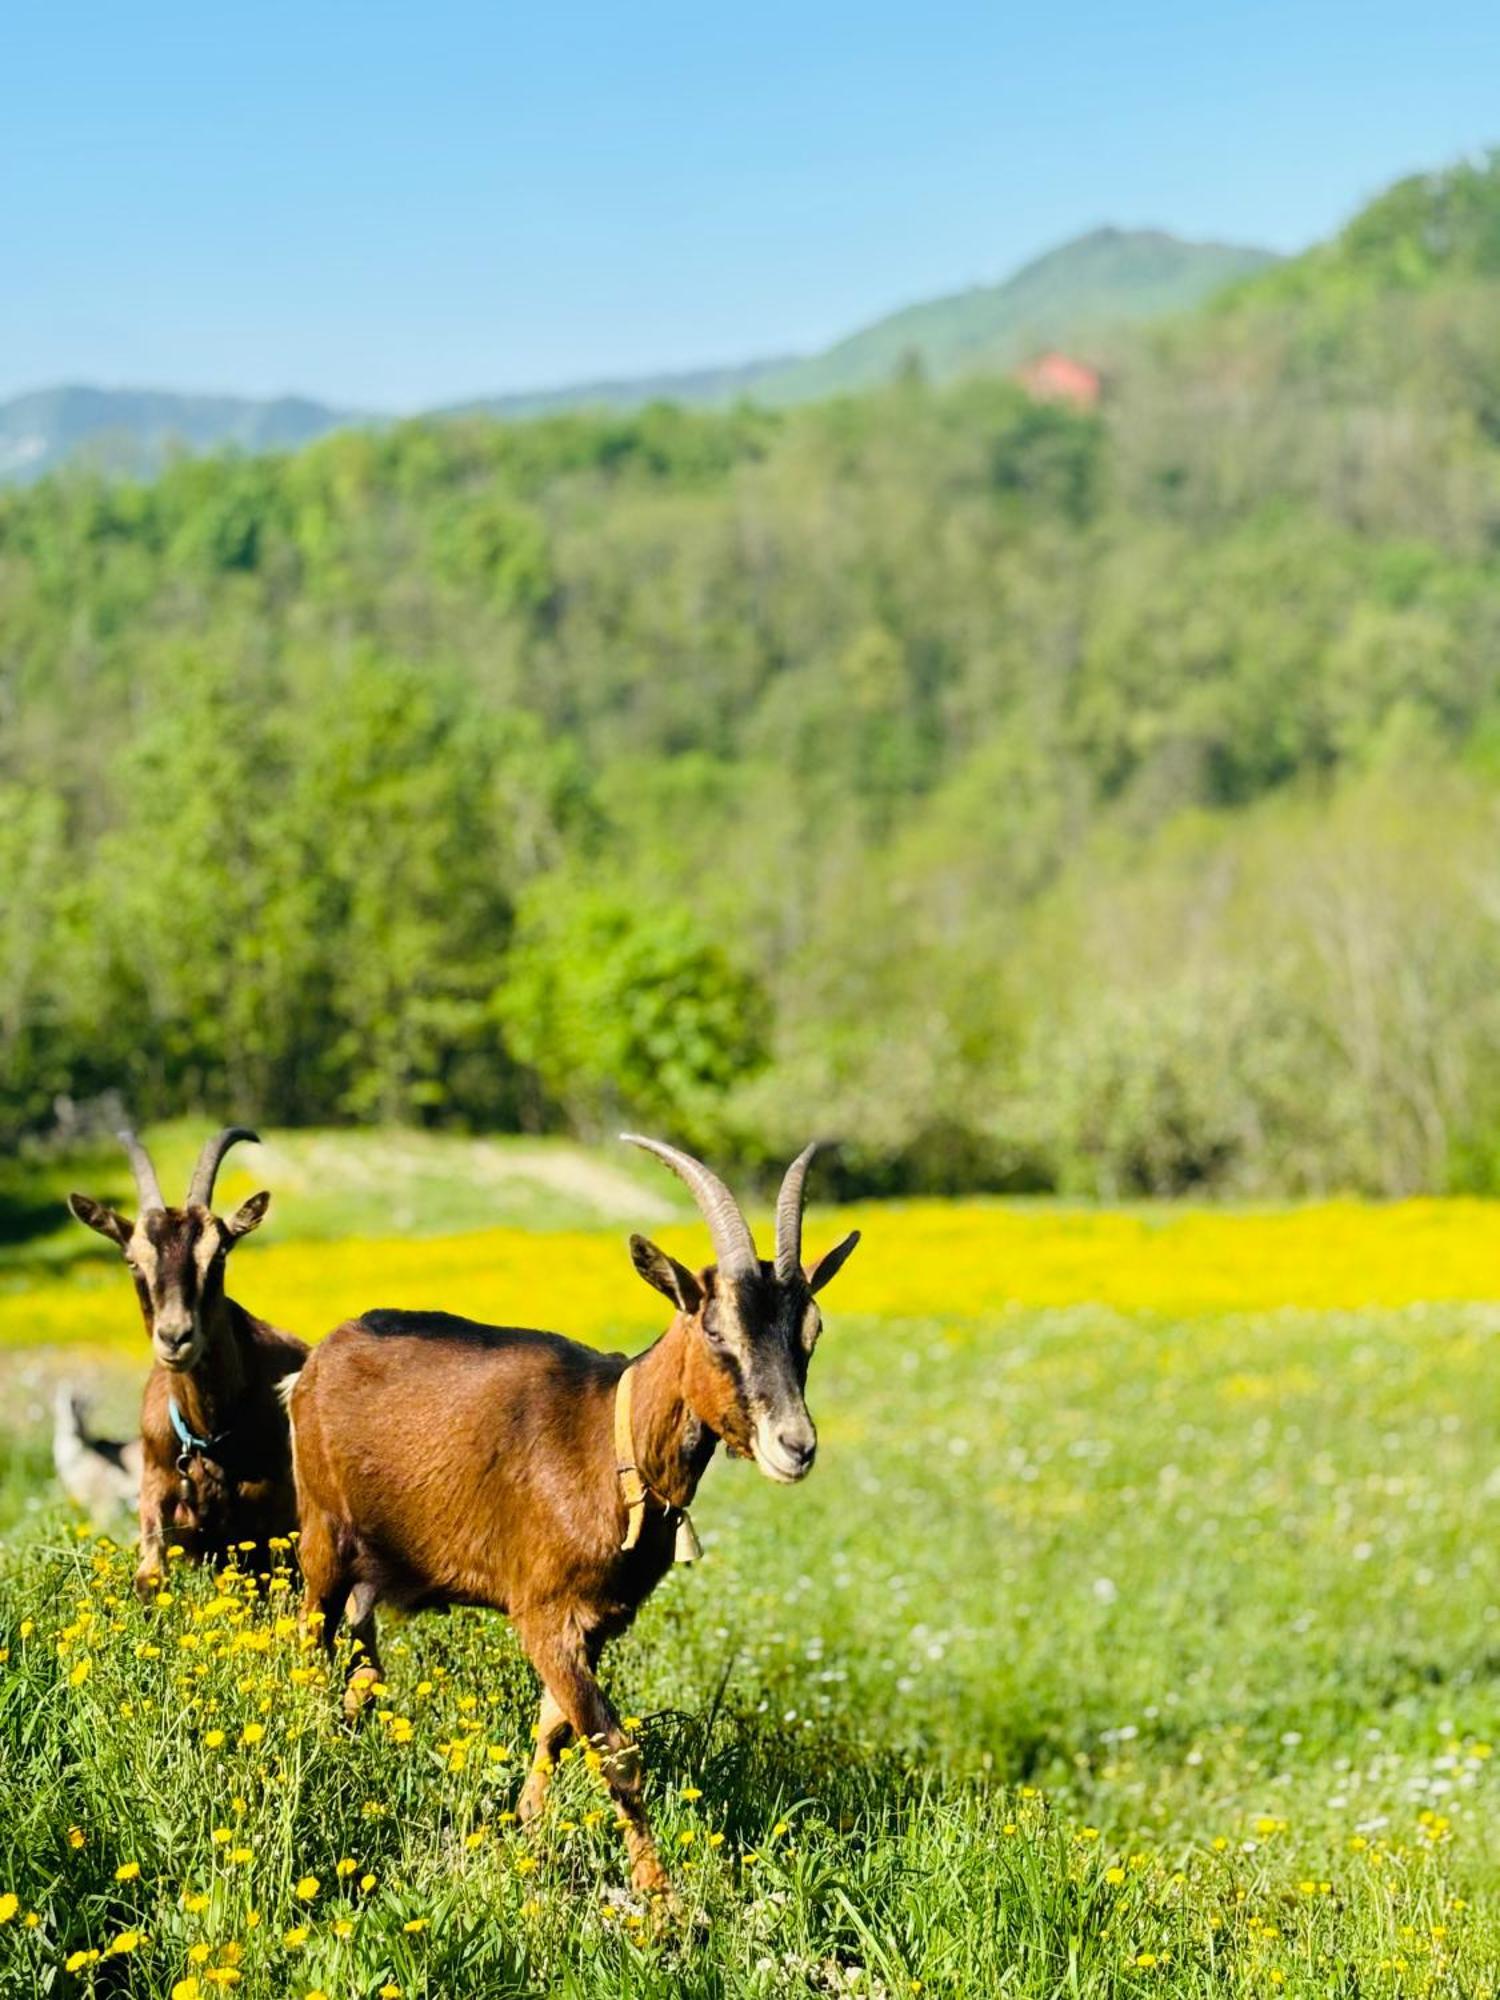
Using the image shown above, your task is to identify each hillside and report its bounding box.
[0,384,355,485]
[752,228,1278,402]
[2,150,1499,1199]
[0,227,1274,482]
[441,353,794,422]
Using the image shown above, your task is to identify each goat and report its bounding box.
[52,1384,143,1522]
[68,1127,308,1594]
[288,1136,860,1896]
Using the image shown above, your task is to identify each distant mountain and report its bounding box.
[0,227,1278,484]
[0,385,355,485]
[750,229,1280,404]
[442,355,796,422]
[446,229,1279,420]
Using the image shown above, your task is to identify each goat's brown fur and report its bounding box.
[289,1141,859,1896]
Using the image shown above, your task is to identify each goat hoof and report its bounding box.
[341,1667,381,1721]
[516,1783,547,1827]
[631,1855,675,1901]
[646,1882,687,1929]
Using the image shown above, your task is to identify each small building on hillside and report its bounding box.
[1014,351,1102,410]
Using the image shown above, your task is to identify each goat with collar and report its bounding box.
[288,1135,860,1900]
[69,1126,308,1594]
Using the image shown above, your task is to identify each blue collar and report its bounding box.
[168,1396,230,1459]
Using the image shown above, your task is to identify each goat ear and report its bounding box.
[806,1229,860,1295]
[67,1193,132,1248]
[225,1190,271,1241]
[629,1233,703,1313]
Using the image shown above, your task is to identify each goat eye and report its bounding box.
[701,1307,726,1347]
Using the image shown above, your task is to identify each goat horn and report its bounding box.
[116,1129,166,1214]
[774,1141,818,1281]
[186,1126,261,1210]
[620,1134,759,1277]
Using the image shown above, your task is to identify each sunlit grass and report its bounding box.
[4,1195,1500,1993]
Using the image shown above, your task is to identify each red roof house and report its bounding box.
[1014,352,1102,410]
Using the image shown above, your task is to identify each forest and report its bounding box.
[4,153,1500,1197]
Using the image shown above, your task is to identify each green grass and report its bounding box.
[3,1294,1498,1995]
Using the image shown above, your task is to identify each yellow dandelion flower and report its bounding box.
[203,1973,241,1990]
[1105,1866,1126,1886]
[403,1917,429,1933]
[182,1892,210,1913]
[107,1930,144,1955]
[284,1926,309,1949]
[680,1786,703,1801]
[68,1658,92,1687]
[172,1979,202,2000]
[333,1918,353,1939]
[66,1826,85,1849]
[115,1860,141,1881]
[335,1858,356,1878]
[65,1949,100,1972]
[0,1895,17,1923]
[295,1876,319,1901]
[678,1830,695,1847]
[358,1874,376,1893]
[380,1987,401,1998]
[189,1943,212,1963]
[229,1847,254,1865]
[239,1723,265,1747]
[622,1715,642,1730]
[210,1828,232,1845]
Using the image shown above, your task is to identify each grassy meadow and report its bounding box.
[1,1133,1499,1995]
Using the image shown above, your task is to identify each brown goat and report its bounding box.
[68,1127,307,1594]
[288,1136,860,1896]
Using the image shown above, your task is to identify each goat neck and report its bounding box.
[166,1296,250,1442]
[625,1315,718,1514]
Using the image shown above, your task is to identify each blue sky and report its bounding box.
[7,1,1500,409]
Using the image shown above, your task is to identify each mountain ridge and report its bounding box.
[0,225,1278,483]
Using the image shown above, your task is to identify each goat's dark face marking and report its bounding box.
[630,1229,860,1486]
[128,1207,220,1370]
[707,1267,818,1483]
[69,1189,271,1371]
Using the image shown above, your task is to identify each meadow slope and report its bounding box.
[2,1197,1499,1996]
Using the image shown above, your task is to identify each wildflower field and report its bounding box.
[2,1155,1499,1996]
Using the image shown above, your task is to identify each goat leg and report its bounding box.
[134,1466,174,1598]
[343,1579,384,1714]
[517,1690,572,1824]
[516,1616,671,1897]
